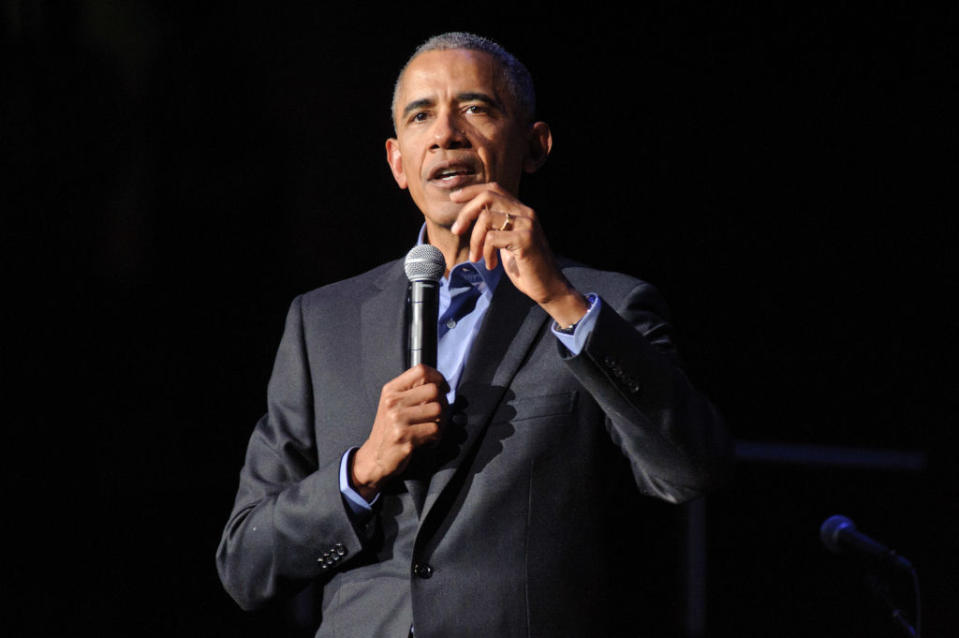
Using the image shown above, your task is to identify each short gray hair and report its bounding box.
[391,32,537,128]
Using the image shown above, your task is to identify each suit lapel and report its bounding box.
[359,260,409,416]
[419,277,549,521]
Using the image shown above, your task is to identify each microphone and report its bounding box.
[820,515,914,572]
[404,245,445,368]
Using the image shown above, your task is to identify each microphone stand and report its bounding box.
[820,516,921,637]
[863,567,921,638]
[890,610,917,638]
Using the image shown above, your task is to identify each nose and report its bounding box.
[430,111,470,150]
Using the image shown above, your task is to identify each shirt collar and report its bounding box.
[415,223,503,298]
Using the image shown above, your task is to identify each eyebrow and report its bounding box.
[457,92,504,111]
[400,92,505,120]
[401,98,434,120]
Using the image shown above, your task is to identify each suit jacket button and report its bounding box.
[451,413,467,426]
[413,562,433,579]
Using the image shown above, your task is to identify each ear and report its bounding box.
[385,138,408,189]
[523,121,553,174]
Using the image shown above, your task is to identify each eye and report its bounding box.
[409,111,430,124]
[464,104,486,115]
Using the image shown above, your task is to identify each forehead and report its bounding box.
[396,49,504,105]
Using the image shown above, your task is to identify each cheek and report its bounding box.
[488,148,525,184]
[489,131,528,171]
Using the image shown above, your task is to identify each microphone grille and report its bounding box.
[404,245,445,282]
[820,515,855,553]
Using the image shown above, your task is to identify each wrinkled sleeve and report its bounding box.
[561,281,732,503]
[216,295,372,611]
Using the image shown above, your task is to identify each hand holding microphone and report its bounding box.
[349,246,447,501]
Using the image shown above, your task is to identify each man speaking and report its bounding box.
[217,32,731,637]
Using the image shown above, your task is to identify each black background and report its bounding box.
[4,2,956,636]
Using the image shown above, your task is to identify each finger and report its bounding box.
[449,181,505,199]
[452,182,537,224]
[482,228,503,270]
[466,195,519,261]
[450,183,512,236]
[468,202,496,262]
[484,230,517,270]
[448,182,509,208]
[391,364,447,391]
[484,205,530,252]
[389,364,428,390]
[450,189,491,236]
[401,399,444,425]
[418,367,450,396]
[406,420,443,446]
[387,385,446,419]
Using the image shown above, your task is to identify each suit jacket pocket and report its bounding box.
[491,391,578,424]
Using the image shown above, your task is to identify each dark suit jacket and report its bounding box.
[217,257,730,637]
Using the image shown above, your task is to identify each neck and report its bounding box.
[424,222,470,275]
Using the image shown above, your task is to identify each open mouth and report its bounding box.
[434,167,474,180]
[428,161,479,186]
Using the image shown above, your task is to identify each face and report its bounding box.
[386,49,550,229]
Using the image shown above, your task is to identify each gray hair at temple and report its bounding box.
[391,32,537,129]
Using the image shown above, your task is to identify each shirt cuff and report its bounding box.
[339,447,378,516]
[551,293,600,355]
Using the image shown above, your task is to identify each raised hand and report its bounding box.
[450,182,589,328]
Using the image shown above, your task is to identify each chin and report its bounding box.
[424,203,464,229]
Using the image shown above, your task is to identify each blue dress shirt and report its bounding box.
[339,233,601,514]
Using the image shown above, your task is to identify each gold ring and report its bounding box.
[498,212,513,231]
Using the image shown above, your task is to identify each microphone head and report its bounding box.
[405,245,445,283]
[820,515,856,554]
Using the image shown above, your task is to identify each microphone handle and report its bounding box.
[409,280,438,368]
[842,529,914,571]
[842,528,892,558]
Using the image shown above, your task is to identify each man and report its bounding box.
[217,32,730,637]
